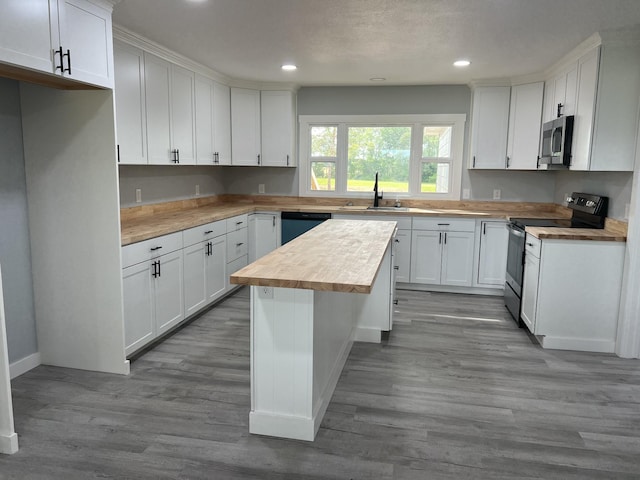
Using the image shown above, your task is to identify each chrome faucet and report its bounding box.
[373,172,383,207]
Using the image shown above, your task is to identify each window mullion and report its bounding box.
[409,123,422,196]
[335,123,348,194]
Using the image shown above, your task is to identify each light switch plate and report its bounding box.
[259,286,273,298]
[258,184,265,194]
[135,188,142,203]
[195,184,200,195]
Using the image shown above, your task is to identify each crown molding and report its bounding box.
[112,25,298,92]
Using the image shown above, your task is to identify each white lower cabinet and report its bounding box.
[248,212,280,262]
[226,215,249,291]
[121,232,184,356]
[520,234,625,352]
[183,235,226,317]
[394,229,411,283]
[476,220,509,287]
[410,218,475,287]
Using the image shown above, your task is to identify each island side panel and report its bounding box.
[250,286,315,441]
[312,290,357,433]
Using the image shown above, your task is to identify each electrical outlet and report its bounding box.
[259,286,273,298]
[195,184,200,196]
[258,184,265,194]
[462,188,470,199]
[135,188,142,203]
[493,189,501,200]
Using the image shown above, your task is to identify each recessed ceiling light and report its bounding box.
[282,64,297,71]
[454,60,471,67]
[370,77,386,82]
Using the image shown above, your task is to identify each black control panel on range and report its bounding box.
[566,192,608,229]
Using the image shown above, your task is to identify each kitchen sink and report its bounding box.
[366,206,410,211]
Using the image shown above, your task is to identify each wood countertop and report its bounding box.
[120,195,627,246]
[526,226,626,242]
[229,219,396,293]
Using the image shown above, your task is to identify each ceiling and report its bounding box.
[112,0,640,86]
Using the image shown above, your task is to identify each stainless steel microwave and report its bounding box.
[539,115,574,167]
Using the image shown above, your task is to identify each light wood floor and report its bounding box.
[2,288,640,479]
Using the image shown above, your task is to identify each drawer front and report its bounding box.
[227,214,249,232]
[525,233,541,258]
[183,220,226,247]
[413,217,476,232]
[227,228,248,261]
[122,231,183,268]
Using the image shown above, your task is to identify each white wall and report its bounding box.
[0,78,38,364]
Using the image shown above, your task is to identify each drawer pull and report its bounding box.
[236,221,244,225]
[393,299,399,305]
[394,266,399,270]
[236,242,244,247]
[437,223,450,226]
[526,242,534,247]
[150,246,163,251]
[204,230,213,234]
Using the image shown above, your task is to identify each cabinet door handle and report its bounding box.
[257,154,261,165]
[150,246,163,251]
[506,156,510,168]
[272,216,276,227]
[536,156,540,169]
[526,242,534,247]
[557,103,563,118]
[483,223,486,235]
[473,155,476,168]
[117,145,120,163]
[54,46,64,72]
[444,233,447,245]
[151,261,157,278]
[63,49,71,74]
[286,154,289,166]
[157,260,161,277]
[394,238,399,243]
[439,232,442,244]
[176,149,180,163]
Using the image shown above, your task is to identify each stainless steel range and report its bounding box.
[504,193,608,326]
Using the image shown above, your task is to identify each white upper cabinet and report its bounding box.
[170,64,196,165]
[213,82,232,165]
[261,91,296,167]
[195,76,232,165]
[543,63,578,123]
[114,42,146,164]
[469,86,511,169]
[144,53,196,165]
[506,82,544,170]
[144,53,172,165]
[0,0,113,88]
[231,88,262,166]
[571,41,640,171]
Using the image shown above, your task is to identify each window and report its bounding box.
[299,115,465,199]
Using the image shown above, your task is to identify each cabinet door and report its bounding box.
[571,47,599,171]
[231,88,261,166]
[250,214,279,262]
[170,64,196,165]
[0,0,57,74]
[195,76,215,165]
[441,231,475,287]
[114,42,146,164]
[58,0,113,88]
[261,91,294,167]
[521,251,540,333]
[205,236,227,303]
[154,250,185,335]
[394,229,411,283]
[477,221,508,286]
[183,242,207,317]
[470,86,511,169]
[410,230,442,284]
[122,262,154,356]
[144,53,172,165]
[213,82,232,165]
[506,82,544,170]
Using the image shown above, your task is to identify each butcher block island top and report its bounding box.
[230,219,396,293]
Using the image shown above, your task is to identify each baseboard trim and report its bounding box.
[397,283,503,296]
[9,352,41,379]
[540,335,616,353]
[0,432,18,454]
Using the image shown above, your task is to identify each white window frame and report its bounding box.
[298,114,466,200]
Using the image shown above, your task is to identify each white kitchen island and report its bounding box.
[230,219,396,441]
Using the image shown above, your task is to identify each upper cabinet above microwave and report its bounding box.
[469,83,544,170]
[0,0,114,89]
[543,32,640,172]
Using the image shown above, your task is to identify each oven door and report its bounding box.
[505,223,525,295]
